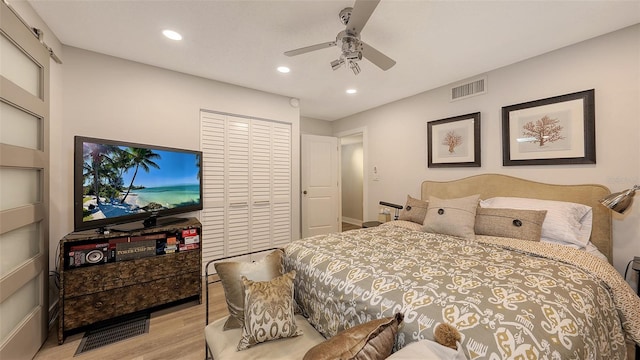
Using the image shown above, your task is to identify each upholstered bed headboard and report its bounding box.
[421,173,613,263]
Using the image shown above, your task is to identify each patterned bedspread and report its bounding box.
[284,222,640,359]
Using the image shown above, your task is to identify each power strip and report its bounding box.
[633,256,640,271]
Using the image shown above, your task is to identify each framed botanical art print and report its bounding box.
[427,112,481,168]
[502,89,595,166]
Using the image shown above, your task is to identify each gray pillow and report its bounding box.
[422,194,480,240]
[475,208,547,242]
[214,249,284,330]
[398,195,429,224]
[237,271,302,350]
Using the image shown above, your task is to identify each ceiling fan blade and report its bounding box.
[284,41,337,57]
[361,41,396,70]
[346,0,381,34]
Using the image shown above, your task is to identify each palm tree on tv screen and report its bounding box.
[83,143,117,205]
[105,148,133,198]
[121,147,161,204]
[109,148,133,186]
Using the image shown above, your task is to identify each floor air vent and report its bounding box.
[75,315,150,356]
[450,77,487,101]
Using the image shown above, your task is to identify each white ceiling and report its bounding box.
[27,0,640,121]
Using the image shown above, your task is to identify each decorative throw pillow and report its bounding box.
[422,194,480,240]
[303,313,404,360]
[480,197,593,247]
[386,340,466,360]
[475,208,547,242]
[237,271,302,351]
[215,249,284,330]
[398,195,429,224]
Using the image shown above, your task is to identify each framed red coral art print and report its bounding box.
[427,112,481,168]
[502,89,595,166]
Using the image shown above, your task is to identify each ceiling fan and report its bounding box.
[284,0,396,75]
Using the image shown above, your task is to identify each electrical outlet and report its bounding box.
[633,256,640,271]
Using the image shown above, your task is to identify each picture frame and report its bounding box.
[427,112,481,168]
[502,89,595,166]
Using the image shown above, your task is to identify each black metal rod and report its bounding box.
[379,201,403,209]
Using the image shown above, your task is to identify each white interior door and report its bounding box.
[0,2,50,359]
[301,134,339,237]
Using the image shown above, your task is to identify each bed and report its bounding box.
[284,174,640,359]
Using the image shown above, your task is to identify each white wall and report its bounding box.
[301,116,333,136]
[332,25,640,283]
[56,46,301,276]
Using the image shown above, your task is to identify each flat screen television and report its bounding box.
[74,136,203,232]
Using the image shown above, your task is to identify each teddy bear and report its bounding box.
[434,323,461,350]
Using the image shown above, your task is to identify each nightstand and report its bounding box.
[362,221,382,228]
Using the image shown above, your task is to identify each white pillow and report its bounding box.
[479,197,592,247]
[387,340,466,360]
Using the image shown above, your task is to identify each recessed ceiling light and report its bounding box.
[162,29,182,41]
[346,89,357,94]
[277,66,290,73]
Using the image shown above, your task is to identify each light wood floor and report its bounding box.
[34,281,228,360]
[34,224,359,360]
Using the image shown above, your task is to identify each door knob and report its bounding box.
[303,190,307,194]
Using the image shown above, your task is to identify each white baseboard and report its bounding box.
[341,217,362,226]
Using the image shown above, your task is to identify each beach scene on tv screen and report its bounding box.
[82,141,201,222]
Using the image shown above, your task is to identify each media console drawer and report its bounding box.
[63,271,200,330]
[57,218,202,344]
[63,251,200,297]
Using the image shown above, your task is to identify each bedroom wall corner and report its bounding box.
[300,116,333,136]
[331,24,640,281]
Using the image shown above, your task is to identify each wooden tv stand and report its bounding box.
[57,217,202,344]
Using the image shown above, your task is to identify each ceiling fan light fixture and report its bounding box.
[344,51,362,61]
[349,61,361,75]
[284,0,395,74]
[331,58,345,71]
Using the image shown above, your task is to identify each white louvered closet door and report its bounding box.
[200,111,292,272]
[271,122,292,247]
[226,116,251,256]
[200,113,225,267]
[250,121,272,251]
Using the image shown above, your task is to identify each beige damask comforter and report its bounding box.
[284,222,640,359]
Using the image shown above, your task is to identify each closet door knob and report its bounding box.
[303,190,307,195]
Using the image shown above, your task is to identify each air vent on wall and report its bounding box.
[450,76,487,101]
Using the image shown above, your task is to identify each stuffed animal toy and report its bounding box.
[434,323,461,350]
